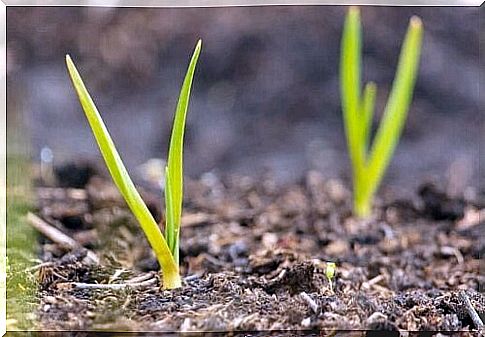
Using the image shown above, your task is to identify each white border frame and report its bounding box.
[2,0,484,6]
[1,1,482,335]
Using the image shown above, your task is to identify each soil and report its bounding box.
[16,164,485,334]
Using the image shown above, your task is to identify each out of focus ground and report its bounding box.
[7,6,481,193]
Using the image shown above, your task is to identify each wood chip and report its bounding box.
[459,291,484,330]
[57,277,157,290]
[27,212,99,264]
[300,292,319,314]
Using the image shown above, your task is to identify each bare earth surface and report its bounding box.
[10,164,483,334]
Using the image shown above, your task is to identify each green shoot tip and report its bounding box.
[348,6,360,16]
[409,16,423,28]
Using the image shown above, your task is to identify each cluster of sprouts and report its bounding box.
[65,8,423,289]
[340,8,423,217]
[67,40,201,289]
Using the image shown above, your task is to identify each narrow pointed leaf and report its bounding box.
[340,7,365,174]
[164,166,175,259]
[166,40,202,262]
[65,55,179,282]
[366,17,423,198]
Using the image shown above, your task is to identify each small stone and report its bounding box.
[262,233,278,249]
[44,295,57,304]
[301,317,311,328]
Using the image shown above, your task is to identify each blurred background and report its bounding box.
[6,6,481,194]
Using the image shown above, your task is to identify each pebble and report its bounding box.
[301,317,311,328]
[262,233,278,249]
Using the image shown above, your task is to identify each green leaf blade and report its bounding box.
[164,166,175,259]
[340,7,365,174]
[166,40,202,260]
[366,17,423,198]
[65,55,180,288]
[361,81,377,154]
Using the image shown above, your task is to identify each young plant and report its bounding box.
[66,40,202,289]
[325,262,336,293]
[340,7,423,217]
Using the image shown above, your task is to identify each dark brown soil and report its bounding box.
[23,167,485,333]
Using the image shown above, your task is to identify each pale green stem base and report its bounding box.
[162,269,182,289]
[353,176,373,218]
[354,194,372,218]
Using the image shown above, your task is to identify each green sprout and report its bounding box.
[325,262,336,293]
[340,7,423,217]
[66,40,202,289]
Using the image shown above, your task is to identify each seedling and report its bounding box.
[340,7,423,217]
[325,262,336,293]
[66,40,202,289]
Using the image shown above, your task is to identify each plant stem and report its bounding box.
[162,267,182,289]
[353,184,372,218]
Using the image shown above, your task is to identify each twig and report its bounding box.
[362,274,385,289]
[300,292,319,314]
[25,261,55,273]
[125,272,155,284]
[181,213,215,227]
[27,212,99,264]
[57,277,157,291]
[440,246,464,265]
[108,269,127,283]
[459,291,484,330]
[202,253,225,267]
[184,274,201,282]
[273,269,287,282]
